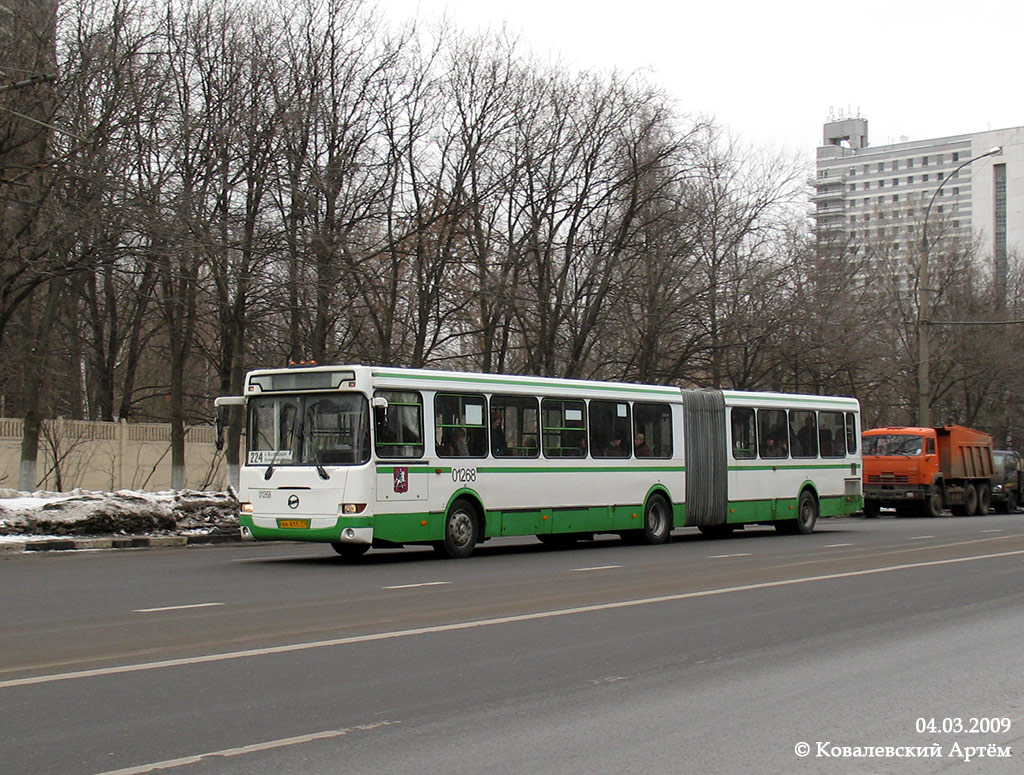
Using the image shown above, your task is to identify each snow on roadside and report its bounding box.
[0,488,239,537]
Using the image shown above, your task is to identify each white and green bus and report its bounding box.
[215,365,863,558]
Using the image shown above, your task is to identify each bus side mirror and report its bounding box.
[213,395,245,451]
[372,396,389,423]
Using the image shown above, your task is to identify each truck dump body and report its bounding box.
[936,426,994,480]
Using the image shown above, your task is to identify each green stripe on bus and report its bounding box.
[728,463,859,471]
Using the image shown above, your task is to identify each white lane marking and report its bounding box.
[87,720,397,775]
[132,603,225,614]
[981,529,1004,533]
[572,565,623,572]
[825,543,853,548]
[707,553,751,559]
[6,547,1024,690]
[910,535,937,540]
[383,581,451,590]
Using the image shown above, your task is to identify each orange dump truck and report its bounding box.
[862,425,994,518]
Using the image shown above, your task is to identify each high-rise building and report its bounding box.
[813,115,1024,288]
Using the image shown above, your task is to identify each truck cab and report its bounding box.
[862,428,938,516]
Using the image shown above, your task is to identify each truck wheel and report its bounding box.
[863,499,881,519]
[922,485,943,518]
[976,484,991,516]
[962,484,978,517]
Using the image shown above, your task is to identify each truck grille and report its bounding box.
[867,473,910,484]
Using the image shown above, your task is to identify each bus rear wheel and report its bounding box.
[435,498,479,559]
[777,491,817,535]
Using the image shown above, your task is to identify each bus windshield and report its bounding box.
[862,434,923,456]
[247,393,370,466]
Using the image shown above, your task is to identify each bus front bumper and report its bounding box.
[239,515,373,544]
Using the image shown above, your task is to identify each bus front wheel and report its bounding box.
[331,542,370,560]
[640,494,672,545]
[435,498,479,559]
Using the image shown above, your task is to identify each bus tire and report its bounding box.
[777,490,817,535]
[796,490,818,534]
[331,542,370,560]
[698,523,736,538]
[640,494,672,545]
[435,498,479,559]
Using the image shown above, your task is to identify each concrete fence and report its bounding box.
[0,418,228,492]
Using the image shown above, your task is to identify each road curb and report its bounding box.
[0,532,244,553]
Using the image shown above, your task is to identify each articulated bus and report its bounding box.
[215,365,863,558]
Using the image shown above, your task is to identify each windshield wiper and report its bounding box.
[315,463,330,480]
[264,462,275,480]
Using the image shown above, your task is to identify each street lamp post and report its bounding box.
[917,145,1001,427]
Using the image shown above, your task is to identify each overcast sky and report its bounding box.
[383,0,1022,160]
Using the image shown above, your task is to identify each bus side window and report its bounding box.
[790,410,818,458]
[730,407,756,460]
[758,409,788,459]
[819,411,844,458]
[845,412,858,455]
[374,390,424,459]
[590,400,631,458]
[436,393,487,458]
[634,402,673,459]
[543,398,587,458]
[490,394,539,458]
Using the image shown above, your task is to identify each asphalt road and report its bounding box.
[3,515,1024,774]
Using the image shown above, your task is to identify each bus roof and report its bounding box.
[242,364,859,410]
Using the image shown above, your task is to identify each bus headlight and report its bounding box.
[240,502,254,514]
[342,503,367,514]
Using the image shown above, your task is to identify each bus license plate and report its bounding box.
[278,519,310,529]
